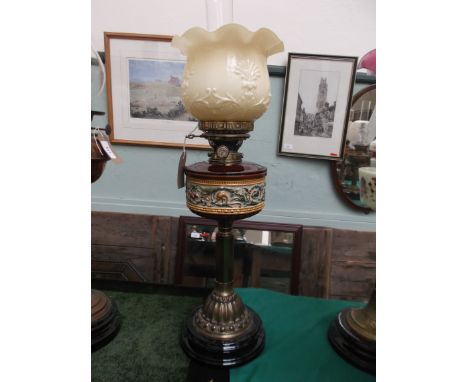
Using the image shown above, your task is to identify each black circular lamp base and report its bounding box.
[181,306,265,367]
[328,309,375,374]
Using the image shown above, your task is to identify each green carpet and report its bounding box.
[92,287,374,381]
[91,290,202,382]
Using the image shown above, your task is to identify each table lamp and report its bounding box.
[91,113,121,352]
[328,168,376,374]
[341,102,374,201]
[172,19,283,366]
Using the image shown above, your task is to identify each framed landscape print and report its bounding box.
[104,32,208,149]
[278,53,357,160]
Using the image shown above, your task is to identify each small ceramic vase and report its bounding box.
[359,166,376,211]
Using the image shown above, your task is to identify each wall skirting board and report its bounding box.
[92,196,376,231]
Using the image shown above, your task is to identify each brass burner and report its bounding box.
[198,121,255,165]
[198,121,254,133]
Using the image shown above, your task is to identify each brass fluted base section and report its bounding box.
[181,300,264,367]
[181,281,265,367]
[328,289,376,374]
[194,284,251,340]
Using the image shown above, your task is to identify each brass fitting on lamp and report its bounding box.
[328,289,376,374]
[345,290,376,342]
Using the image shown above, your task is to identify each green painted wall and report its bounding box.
[91,66,375,231]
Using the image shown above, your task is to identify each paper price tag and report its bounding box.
[177,151,187,189]
[98,140,117,159]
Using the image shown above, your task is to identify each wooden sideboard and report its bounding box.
[91,211,375,301]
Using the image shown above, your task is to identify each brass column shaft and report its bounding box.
[215,220,234,287]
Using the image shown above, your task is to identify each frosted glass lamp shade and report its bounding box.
[348,120,371,147]
[171,24,284,122]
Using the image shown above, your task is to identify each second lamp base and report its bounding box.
[91,289,121,352]
[328,308,375,374]
[181,305,265,367]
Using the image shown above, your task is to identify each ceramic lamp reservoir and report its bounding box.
[185,161,267,220]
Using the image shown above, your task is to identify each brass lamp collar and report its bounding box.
[198,121,255,165]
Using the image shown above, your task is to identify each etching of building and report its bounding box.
[315,77,328,111]
[296,93,303,123]
[295,93,303,133]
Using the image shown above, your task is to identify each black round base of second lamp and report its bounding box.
[328,308,376,374]
[91,289,122,353]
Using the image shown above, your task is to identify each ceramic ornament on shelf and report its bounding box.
[348,101,373,148]
[359,166,376,211]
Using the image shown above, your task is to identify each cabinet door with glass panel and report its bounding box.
[175,217,303,294]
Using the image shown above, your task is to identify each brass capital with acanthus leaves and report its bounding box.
[194,287,252,340]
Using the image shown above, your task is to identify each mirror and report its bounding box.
[175,216,303,294]
[331,84,376,212]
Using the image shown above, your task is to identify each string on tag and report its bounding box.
[97,126,107,140]
[183,125,199,154]
[177,125,200,189]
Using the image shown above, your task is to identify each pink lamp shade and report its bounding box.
[358,49,376,75]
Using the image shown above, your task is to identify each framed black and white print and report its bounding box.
[278,53,357,160]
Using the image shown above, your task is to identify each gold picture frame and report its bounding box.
[104,32,209,149]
